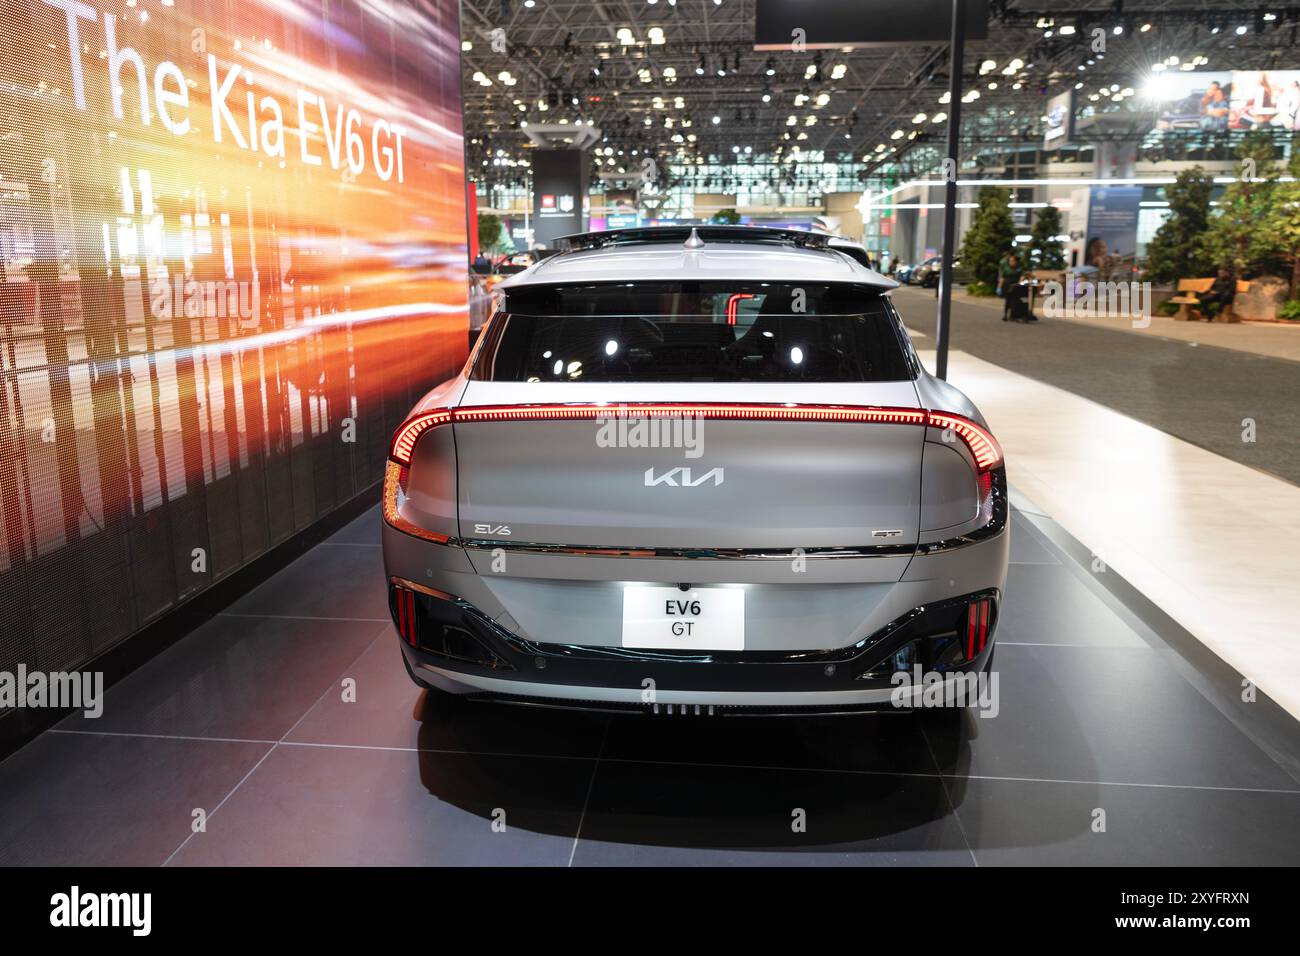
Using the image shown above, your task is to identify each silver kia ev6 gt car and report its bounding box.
[382,226,1008,714]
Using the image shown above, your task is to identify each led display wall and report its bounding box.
[0,0,468,685]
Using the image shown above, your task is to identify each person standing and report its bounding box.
[997,252,1021,320]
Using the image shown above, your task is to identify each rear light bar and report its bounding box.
[382,460,452,544]
[928,412,1002,472]
[393,584,419,647]
[965,596,994,661]
[389,402,1003,472]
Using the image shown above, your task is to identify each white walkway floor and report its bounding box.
[918,348,1300,720]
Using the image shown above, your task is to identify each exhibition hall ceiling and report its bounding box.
[460,0,1300,182]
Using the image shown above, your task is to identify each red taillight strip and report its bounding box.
[390,409,452,467]
[928,412,1003,472]
[388,403,1002,472]
[451,403,929,426]
[966,605,977,659]
[406,591,418,645]
[394,587,418,646]
[966,597,993,660]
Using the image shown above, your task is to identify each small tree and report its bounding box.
[1028,205,1066,271]
[711,208,741,225]
[1199,132,1284,278]
[1262,142,1300,295]
[1144,167,1214,283]
[960,186,1015,285]
[477,213,505,255]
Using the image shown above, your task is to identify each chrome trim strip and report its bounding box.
[390,531,997,558]
[456,539,915,559]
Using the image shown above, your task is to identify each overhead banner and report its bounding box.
[1085,186,1142,274]
[1043,89,1075,149]
[1148,70,1300,132]
[1229,71,1300,131]
[754,0,988,49]
[532,150,589,247]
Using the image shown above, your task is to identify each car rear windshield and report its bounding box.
[472,281,914,383]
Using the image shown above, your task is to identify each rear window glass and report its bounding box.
[472,282,913,383]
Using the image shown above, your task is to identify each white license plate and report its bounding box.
[621,586,744,651]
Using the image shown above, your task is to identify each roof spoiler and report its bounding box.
[555,225,833,253]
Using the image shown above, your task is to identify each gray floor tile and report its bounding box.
[572,760,973,866]
[287,636,610,758]
[1008,512,1061,565]
[599,709,939,775]
[60,616,383,741]
[925,644,1300,791]
[951,776,1300,866]
[330,504,382,545]
[998,564,1148,648]
[224,540,389,620]
[167,743,593,865]
[0,732,271,866]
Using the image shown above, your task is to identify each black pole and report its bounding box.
[934,0,965,381]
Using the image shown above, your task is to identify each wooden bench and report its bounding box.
[1169,277,1250,323]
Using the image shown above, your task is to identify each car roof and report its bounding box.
[498,226,898,291]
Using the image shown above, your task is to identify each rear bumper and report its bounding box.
[390,577,1000,712]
